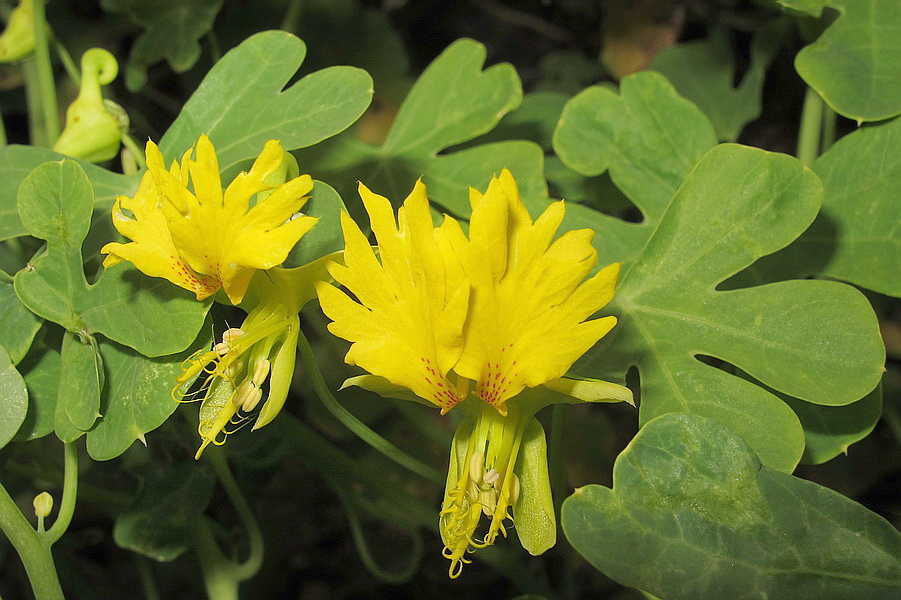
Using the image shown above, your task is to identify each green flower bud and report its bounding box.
[53,48,124,163]
[0,0,36,62]
[33,491,53,518]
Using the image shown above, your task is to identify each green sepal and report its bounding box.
[542,377,634,406]
[513,417,556,556]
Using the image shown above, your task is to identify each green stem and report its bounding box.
[280,0,303,32]
[135,555,160,600]
[191,518,240,600]
[0,482,65,600]
[51,35,79,84]
[0,110,7,147]
[206,30,221,64]
[820,101,837,154]
[31,0,58,146]
[205,448,264,581]
[43,442,78,546]
[22,58,47,146]
[796,85,824,167]
[121,133,146,173]
[296,332,444,485]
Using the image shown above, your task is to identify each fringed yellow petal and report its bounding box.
[315,182,469,413]
[102,135,318,305]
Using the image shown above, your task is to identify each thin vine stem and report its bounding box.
[205,447,264,581]
[296,331,444,484]
[43,441,78,545]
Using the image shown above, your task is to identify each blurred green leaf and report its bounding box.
[160,30,373,177]
[0,276,42,364]
[652,21,788,141]
[295,38,548,219]
[768,0,826,17]
[0,345,27,450]
[0,145,138,242]
[563,413,901,599]
[577,144,883,472]
[101,0,224,91]
[114,462,215,561]
[13,160,209,357]
[553,71,717,265]
[796,0,901,121]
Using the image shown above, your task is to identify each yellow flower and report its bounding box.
[101,134,317,305]
[178,260,333,458]
[317,170,632,578]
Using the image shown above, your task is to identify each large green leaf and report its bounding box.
[795,0,901,121]
[295,38,549,219]
[160,30,373,177]
[578,144,884,472]
[15,339,60,441]
[113,461,215,561]
[284,181,346,268]
[0,345,27,450]
[745,115,901,297]
[101,0,224,91]
[13,160,209,357]
[552,72,717,265]
[86,334,208,461]
[562,413,901,599]
[651,21,788,141]
[0,145,138,242]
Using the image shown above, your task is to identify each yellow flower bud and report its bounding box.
[33,491,53,518]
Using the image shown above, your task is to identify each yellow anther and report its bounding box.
[509,472,521,505]
[468,451,485,483]
[221,328,245,343]
[213,342,230,355]
[483,468,499,486]
[223,359,245,381]
[251,358,271,386]
[232,381,256,408]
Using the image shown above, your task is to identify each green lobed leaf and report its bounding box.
[795,0,901,121]
[101,0,224,91]
[552,71,717,266]
[295,38,550,220]
[160,30,373,177]
[0,276,42,364]
[58,331,103,433]
[785,383,883,465]
[743,115,901,297]
[113,461,215,561]
[285,180,346,268]
[0,345,27,450]
[13,160,209,357]
[15,339,60,441]
[562,413,901,599]
[578,144,884,472]
[86,331,209,461]
[0,145,138,242]
[651,21,788,141]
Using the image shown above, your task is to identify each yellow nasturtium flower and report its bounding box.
[102,134,316,305]
[316,170,632,578]
[102,135,322,456]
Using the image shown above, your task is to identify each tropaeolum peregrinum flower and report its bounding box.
[102,134,326,457]
[315,169,633,578]
[102,133,317,305]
